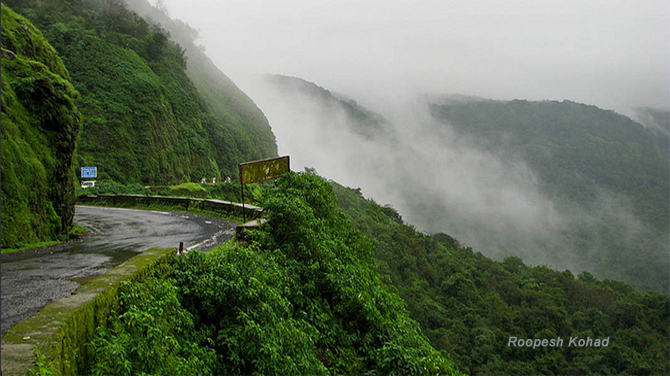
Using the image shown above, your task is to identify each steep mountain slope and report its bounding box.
[332,179,669,375]
[4,0,277,185]
[124,0,278,173]
[428,98,669,292]
[1,5,80,248]
[248,74,403,195]
[254,77,668,292]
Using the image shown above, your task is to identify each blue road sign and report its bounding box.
[81,167,97,178]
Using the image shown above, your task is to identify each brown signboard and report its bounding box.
[239,156,290,185]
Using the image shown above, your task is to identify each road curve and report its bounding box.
[1,205,237,334]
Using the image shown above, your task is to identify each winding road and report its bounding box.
[1,205,237,334]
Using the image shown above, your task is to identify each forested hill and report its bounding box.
[428,98,669,292]
[1,5,80,248]
[124,0,278,173]
[3,0,277,186]
[1,0,277,248]
[331,178,669,375]
[252,76,669,292]
[428,98,669,231]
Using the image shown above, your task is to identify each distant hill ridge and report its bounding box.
[428,97,669,292]
[265,74,394,140]
[258,75,669,292]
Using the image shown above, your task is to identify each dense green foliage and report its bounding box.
[90,279,219,375]
[125,0,278,173]
[87,172,460,375]
[428,99,669,292]
[332,181,670,375]
[1,4,81,248]
[5,0,277,186]
[6,2,667,374]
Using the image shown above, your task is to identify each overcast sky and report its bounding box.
[153,0,669,113]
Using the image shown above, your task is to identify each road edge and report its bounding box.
[1,248,176,376]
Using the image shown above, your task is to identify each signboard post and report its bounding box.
[81,167,97,179]
[239,156,290,222]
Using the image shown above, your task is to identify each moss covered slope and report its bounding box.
[5,0,277,186]
[1,4,81,248]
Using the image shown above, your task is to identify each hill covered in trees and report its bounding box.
[427,98,669,292]
[1,5,80,248]
[3,0,277,186]
[264,74,394,141]
[83,172,669,375]
[330,176,669,375]
[86,173,462,375]
[1,0,277,248]
[255,75,669,292]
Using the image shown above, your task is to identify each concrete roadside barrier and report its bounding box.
[77,194,263,219]
[0,248,176,376]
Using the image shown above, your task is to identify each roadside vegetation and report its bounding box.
[76,179,265,204]
[85,172,461,375]
[1,241,61,255]
[80,172,669,375]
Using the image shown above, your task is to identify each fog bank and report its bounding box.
[155,0,669,115]
[242,75,667,290]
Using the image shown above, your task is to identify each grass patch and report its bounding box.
[2,225,88,254]
[170,182,207,192]
[69,224,87,237]
[1,240,61,254]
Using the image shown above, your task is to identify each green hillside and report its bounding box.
[1,5,80,248]
[124,0,278,174]
[331,178,669,375]
[256,77,668,292]
[4,0,277,186]
[429,99,669,231]
[82,172,669,375]
[428,98,669,292]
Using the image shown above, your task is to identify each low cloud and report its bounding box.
[243,76,667,290]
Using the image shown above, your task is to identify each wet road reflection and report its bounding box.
[1,205,237,334]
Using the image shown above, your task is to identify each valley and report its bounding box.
[1,1,668,375]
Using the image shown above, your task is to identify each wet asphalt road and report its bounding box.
[1,205,237,335]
